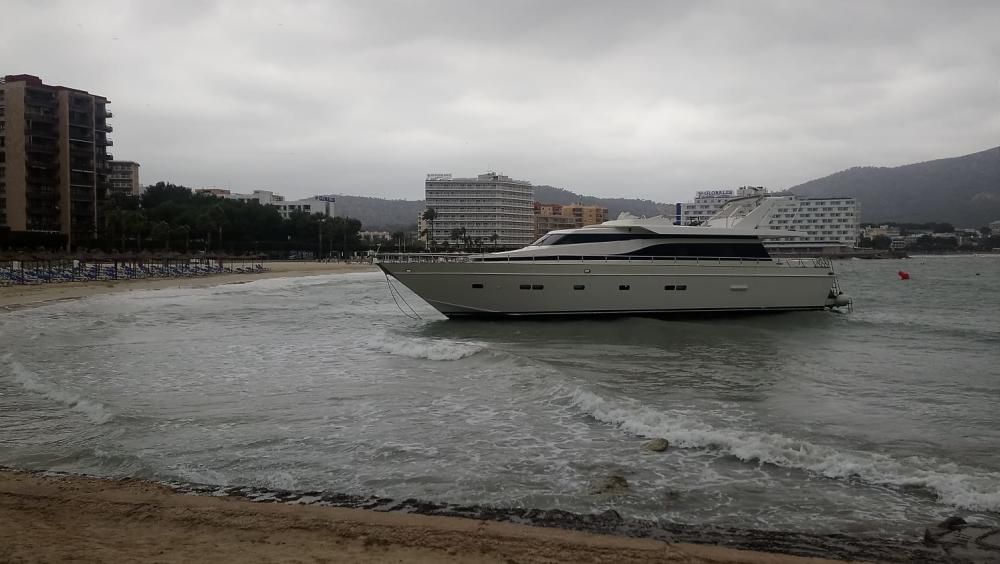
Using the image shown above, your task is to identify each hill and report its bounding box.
[332,195,424,231]
[335,187,675,230]
[788,146,1000,226]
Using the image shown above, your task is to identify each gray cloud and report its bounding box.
[4,0,998,202]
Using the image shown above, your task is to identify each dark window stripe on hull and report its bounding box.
[480,254,771,262]
[536,233,762,245]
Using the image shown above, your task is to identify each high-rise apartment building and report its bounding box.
[109,160,140,196]
[0,75,112,246]
[424,172,534,248]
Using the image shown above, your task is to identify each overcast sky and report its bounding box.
[4,0,999,202]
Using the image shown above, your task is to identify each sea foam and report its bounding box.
[561,386,1000,512]
[6,356,115,425]
[368,336,484,361]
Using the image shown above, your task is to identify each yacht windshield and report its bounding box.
[530,234,564,246]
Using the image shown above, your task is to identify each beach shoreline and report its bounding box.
[0,261,377,310]
[0,468,871,564]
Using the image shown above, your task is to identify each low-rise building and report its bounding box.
[109,160,141,196]
[195,188,231,197]
[272,195,335,219]
[533,202,608,238]
[359,230,392,242]
[202,189,336,219]
[863,224,902,239]
[678,187,861,253]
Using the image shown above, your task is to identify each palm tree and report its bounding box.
[450,227,464,248]
[421,208,438,251]
[208,205,227,253]
[122,210,147,252]
[103,209,127,251]
[173,225,191,254]
[489,232,499,250]
[150,221,171,251]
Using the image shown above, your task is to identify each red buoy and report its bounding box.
[898,270,910,280]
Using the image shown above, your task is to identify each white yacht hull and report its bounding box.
[377,260,839,318]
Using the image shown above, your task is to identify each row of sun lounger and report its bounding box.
[0,263,268,285]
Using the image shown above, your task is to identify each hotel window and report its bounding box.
[664,285,675,290]
[619,284,630,290]
[676,285,687,291]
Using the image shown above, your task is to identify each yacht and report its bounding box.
[376,197,851,318]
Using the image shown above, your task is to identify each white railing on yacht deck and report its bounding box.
[375,253,832,269]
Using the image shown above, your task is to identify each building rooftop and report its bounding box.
[426,172,531,185]
[2,74,109,101]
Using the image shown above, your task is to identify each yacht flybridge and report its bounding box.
[376,197,851,318]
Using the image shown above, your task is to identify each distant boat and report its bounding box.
[377,198,851,318]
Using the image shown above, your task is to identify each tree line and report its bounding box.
[859,223,999,251]
[107,183,364,257]
[2,182,365,257]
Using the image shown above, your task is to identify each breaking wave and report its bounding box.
[561,386,1000,512]
[368,336,484,361]
[6,357,115,425]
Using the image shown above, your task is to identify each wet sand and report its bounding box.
[0,470,849,564]
[0,261,377,310]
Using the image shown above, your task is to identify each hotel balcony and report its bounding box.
[105,111,113,118]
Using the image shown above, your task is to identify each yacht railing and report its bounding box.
[375,253,831,268]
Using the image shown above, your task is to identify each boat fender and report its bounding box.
[898,270,910,280]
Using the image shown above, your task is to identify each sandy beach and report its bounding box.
[0,261,377,310]
[0,469,853,564]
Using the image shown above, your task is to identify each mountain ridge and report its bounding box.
[334,146,1000,230]
[786,146,1000,226]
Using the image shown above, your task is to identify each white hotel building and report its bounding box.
[424,172,535,248]
[677,187,861,252]
[199,189,336,219]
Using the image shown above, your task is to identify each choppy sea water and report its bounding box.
[2,256,998,540]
